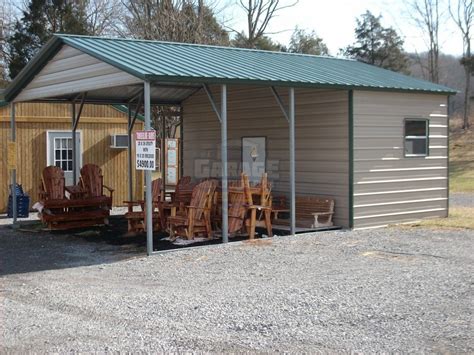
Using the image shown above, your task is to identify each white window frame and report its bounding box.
[46,130,83,168]
[404,119,429,157]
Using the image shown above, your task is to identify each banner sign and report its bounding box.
[135,130,156,171]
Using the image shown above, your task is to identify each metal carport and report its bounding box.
[3,34,455,254]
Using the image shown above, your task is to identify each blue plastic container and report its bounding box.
[7,184,30,218]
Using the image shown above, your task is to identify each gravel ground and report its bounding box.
[450,192,474,208]
[1,226,473,352]
[0,207,129,226]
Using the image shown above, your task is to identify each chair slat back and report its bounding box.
[80,164,103,198]
[42,166,65,200]
[174,176,193,205]
[228,174,247,234]
[152,178,162,201]
[243,174,253,205]
[190,180,217,221]
[258,172,272,207]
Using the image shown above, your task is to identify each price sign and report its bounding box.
[135,130,156,170]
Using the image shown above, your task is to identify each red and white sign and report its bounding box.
[135,130,156,171]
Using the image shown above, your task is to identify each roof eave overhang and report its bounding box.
[4,35,148,103]
[146,74,457,96]
[4,36,64,102]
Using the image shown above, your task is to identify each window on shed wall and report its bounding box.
[404,119,429,157]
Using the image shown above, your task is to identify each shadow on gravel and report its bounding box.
[0,216,278,276]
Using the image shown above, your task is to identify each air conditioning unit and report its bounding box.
[110,134,129,149]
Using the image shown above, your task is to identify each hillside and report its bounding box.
[450,127,474,193]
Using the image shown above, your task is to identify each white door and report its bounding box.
[47,131,82,186]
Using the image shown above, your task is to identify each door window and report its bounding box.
[54,137,73,171]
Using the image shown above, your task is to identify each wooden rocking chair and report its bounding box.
[227,174,248,236]
[244,173,273,239]
[79,164,114,209]
[124,178,165,233]
[163,176,194,215]
[167,179,217,240]
[212,174,248,236]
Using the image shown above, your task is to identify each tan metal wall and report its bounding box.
[0,102,144,213]
[182,86,350,227]
[353,91,449,228]
[15,45,141,102]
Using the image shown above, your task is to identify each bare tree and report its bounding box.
[83,0,124,36]
[121,0,228,45]
[234,0,297,48]
[0,0,14,85]
[450,0,473,129]
[409,0,443,83]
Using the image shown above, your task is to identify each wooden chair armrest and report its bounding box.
[247,205,272,210]
[103,185,114,201]
[311,211,334,216]
[123,200,142,206]
[103,185,114,192]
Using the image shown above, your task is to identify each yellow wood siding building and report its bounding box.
[0,102,143,213]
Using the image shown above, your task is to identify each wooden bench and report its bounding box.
[38,166,111,230]
[273,195,335,228]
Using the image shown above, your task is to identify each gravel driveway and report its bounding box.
[1,225,473,352]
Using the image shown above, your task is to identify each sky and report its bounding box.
[222,0,465,56]
[3,0,466,56]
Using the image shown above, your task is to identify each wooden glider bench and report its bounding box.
[273,195,335,228]
[39,198,110,230]
[38,166,110,230]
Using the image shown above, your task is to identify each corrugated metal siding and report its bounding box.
[0,102,144,213]
[353,91,448,228]
[182,86,350,227]
[15,45,141,102]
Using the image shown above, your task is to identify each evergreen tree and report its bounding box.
[7,0,89,79]
[342,11,409,73]
[288,28,329,56]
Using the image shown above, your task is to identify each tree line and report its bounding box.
[0,0,472,128]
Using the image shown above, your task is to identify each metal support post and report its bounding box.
[10,103,17,224]
[71,103,77,184]
[127,104,133,201]
[289,88,296,236]
[144,81,153,255]
[221,84,228,243]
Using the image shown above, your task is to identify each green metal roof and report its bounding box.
[4,34,456,101]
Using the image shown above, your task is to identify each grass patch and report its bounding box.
[406,207,474,230]
[450,129,474,193]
